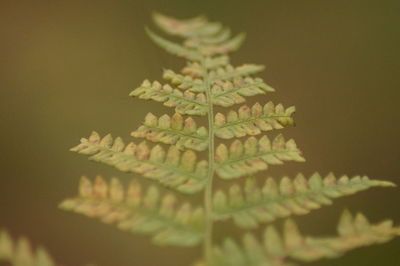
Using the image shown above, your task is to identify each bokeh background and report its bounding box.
[1,0,399,265]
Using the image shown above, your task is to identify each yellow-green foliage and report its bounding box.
[132,112,209,151]
[71,131,208,193]
[213,173,395,229]
[60,176,204,246]
[214,102,295,139]
[215,135,304,179]
[58,12,398,266]
[0,230,56,266]
[213,210,400,266]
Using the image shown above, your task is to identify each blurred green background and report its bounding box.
[1,0,399,265]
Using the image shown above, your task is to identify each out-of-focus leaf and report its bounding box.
[0,230,56,266]
[212,211,400,266]
[60,176,204,247]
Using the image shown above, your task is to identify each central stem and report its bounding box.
[202,56,215,265]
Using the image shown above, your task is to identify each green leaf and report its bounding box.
[0,230,56,266]
[145,27,202,61]
[212,211,400,266]
[215,135,305,179]
[60,176,204,247]
[215,102,295,139]
[132,112,208,151]
[70,132,208,194]
[214,173,395,229]
[130,79,208,116]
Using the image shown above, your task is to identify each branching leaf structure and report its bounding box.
[212,210,400,266]
[214,102,295,139]
[60,12,399,266]
[60,176,204,247]
[213,173,395,229]
[71,131,208,194]
[0,230,57,266]
[215,135,304,179]
[132,112,208,151]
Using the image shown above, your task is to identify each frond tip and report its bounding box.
[151,12,246,56]
[215,135,305,179]
[60,176,205,247]
[211,210,400,266]
[0,230,56,266]
[145,27,202,61]
[213,173,395,228]
[132,112,208,151]
[70,131,208,194]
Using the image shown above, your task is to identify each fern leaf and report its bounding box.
[188,28,232,46]
[212,210,400,266]
[180,57,232,79]
[0,230,56,266]
[212,77,274,107]
[130,80,208,116]
[163,69,205,92]
[60,176,204,246]
[70,132,208,194]
[210,64,265,82]
[213,173,395,228]
[215,102,295,139]
[145,28,202,61]
[215,135,305,179]
[132,113,208,151]
[200,33,246,56]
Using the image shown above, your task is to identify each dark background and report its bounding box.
[1,0,399,265]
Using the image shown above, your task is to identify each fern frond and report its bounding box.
[215,102,295,139]
[132,112,208,151]
[70,132,208,194]
[68,12,399,265]
[130,80,208,116]
[213,173,395,228]
[212,210,400,266]
[0,230,56,266]
[215,135,305,179]
[60,176,204,246]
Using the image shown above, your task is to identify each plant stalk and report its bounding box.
[202,56,215,265]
